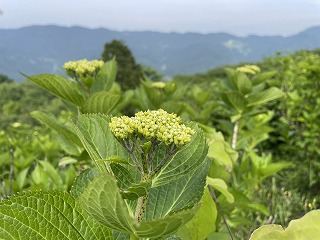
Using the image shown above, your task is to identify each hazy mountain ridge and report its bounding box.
[1,25,320,81]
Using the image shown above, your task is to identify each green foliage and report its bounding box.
[24,74,85,107]
[73,111,210,238]
[3,48,320,239]
[0,191,112,239]
[0,120,78,200]
[254,50,320,226]
[26,59,122,115]
[177,188,217,240]
[0,74,14,84]
[0,81,64,129]
[249,210,320,240]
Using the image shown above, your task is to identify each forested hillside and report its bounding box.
[1,25,320,80]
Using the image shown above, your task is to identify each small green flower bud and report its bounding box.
[236,64,261,75]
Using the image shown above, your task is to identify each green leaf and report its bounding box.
[58,156,78,167]
[82,91,121,114]
[38,160,63,189]
[80,172,200,239]
[251,70,277,86]
[15,167,29,190]
[247,87,284,107]
[79,172,135,233]
[106,156,131,165]
[73,113,130,172]
[25,74,85,106]
[207,177,234,203]
[146,158,210,220]
[207,232,233,240]
[201,125,237,171]
[112,230,130,240]
[223,67,237,90]
[250,225,284,240]
[70,168,99,198]
[134,206,200,239]
[109,162,150,200]
[221,91,247,112]
[0,191,112,240]
[31,111,83,147]
[259,162,291,179]
[250,210,320,240]
[110,163,134,189]
[122,181,152,200]
[237,73,252,95]
[30,164,46,185]
[91,58,117,93]
[207,138,236,172]
[151,123,208,187]
[177,188,217,240]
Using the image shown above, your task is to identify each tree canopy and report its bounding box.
[101,40,143,90]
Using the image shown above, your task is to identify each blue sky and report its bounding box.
[1,0,320,36]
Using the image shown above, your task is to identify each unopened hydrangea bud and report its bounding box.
[236,64,261,75]
[109,109,195,147]
[63,59,104,78]
[151,82,166,89]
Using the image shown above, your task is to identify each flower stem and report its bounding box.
[134,195,148,222]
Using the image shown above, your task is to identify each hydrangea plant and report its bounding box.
[0,109,209,240]
[72,110,210,239]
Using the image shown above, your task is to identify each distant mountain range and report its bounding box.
[1,25,320,81]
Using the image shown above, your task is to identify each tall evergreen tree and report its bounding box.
[101,40,143,90]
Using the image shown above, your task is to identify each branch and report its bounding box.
[9,147,14,196]
[231,120,239,150]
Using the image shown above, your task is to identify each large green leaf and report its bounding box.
[207,177,234,203]
[73,113,130,172]
[79,172,135,233]
[38,160,64,189]
[82,91,121,114]
[177,188,217,240]
[249,210,320,240]
[202,125,237,171]
[207,138,236,172]
[221,91,247,113]
[247,87,284,107]
[0,191,112,240]
[31,111,83,147]
[110,163,150,200]
[237,73,252,95]
[151,123,208,187]
[91,58,117,93]
[70,168,99,198]
[80,172,199,239]
[251,71,277,86]
[134,207,199,239]
[146,158,210,220]
[25,74,85,106]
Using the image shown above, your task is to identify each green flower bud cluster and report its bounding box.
[236,64,261,75]
[109,109,195,147]
[151,81,166,89]
[63,59,104,78]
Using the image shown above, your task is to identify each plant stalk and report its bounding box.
[231,120,239,150]
[208,186,235,240]
[134,195,148,222]
[9,146,14,196]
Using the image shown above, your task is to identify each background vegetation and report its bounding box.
[1,47,320,239]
